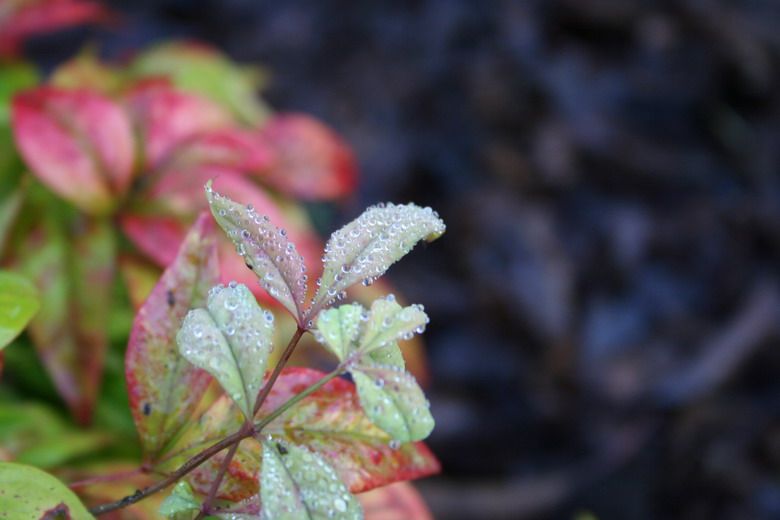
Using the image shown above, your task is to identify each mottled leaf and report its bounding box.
[351,365,434,443]
[206,179,308,324]
[125,213,218,461]
[359,482,434,520]
[132,40,270,125]
[18,213,115,425]
[258,113,358,200]
[12,87,135,215]
[0,270,39,349]
[312,203,445,314]
[177,283,274,419]
[260,368,440,493]
[124,80,232,169]
[159,481,200,519]
[0,462,94,519]
[260,440,362,520]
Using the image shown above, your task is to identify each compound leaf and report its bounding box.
[260,367,440,493]
[315,303,363,361]
[260,440,362,520]
[206,179,308,324]
[177,283,274,419]
[125,213,218,461]
[312,203,444,314]
[351,365,434,443]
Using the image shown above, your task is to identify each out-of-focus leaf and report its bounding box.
[64,462,164,519]
[0,0,111,59]
[260,440,362,520]
[351,364,434,443]
[0,462,94,519]
[50,49,125,94]
[260,367,440,493]
[359,481,434,520]
[17,213,115,425]
[177,283,274,419]
[159,481,200,519]
[123,80,233,169]
[117,253,161,310]
[125,213,218,462]
[206,180,308,325]
[0,61,38,176]
[0,401,109,468]
[132,40,270,125]
[258,113,358,200]
[311,203,445,315]
[119,214,188,268]
[0,270,39,349]
[12,87,135,215]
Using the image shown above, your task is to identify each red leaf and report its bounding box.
[16,214,115,425]
[359,481,434,520]
[261,367,440,493]
[0,0,112,59]
[164,129,274,176]
[119,214,187,268]
[123,80,233,169]
[257,113,358,200]
[12,87,135,215]
[125,212,219,461]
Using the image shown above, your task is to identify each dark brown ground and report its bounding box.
[27,1,780,518]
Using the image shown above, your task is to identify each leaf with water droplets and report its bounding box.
[12,87,135,215]
[351,365,434,443]
[206,179,309,325]
[312,203,445,314]
[177,283,275,419]
[315,299,426,366]
[125,213,218,461]
[315,303,363,361]
[261,440,363,520]
[158,481,200,519]
[260,368,440,493]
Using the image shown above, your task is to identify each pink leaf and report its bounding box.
[12,87,135,215]
[125,212,219,461]
[123,80,233,169]
[359,481,434,520]
[257,113,358,200]
[0,0,113,59]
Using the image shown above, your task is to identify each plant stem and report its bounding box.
[88,429,247,515]
[91,327,314,516]
[68,468,144,489]
[252,326,305,416]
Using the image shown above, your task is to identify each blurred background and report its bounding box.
[14,0,780,518]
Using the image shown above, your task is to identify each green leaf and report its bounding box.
[159,481,201,519]
[260,441,363,520]
[311,203,445,314]
[315,303,363,361]
[351,365,434,443]
[206,180,308,325]
[177,283,274,419]
[0,462,94,519]
[132,41,270,125]
[0,270,39,349]
[314,298,426,366]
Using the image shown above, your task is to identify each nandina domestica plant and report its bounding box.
[25,179,445,519]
